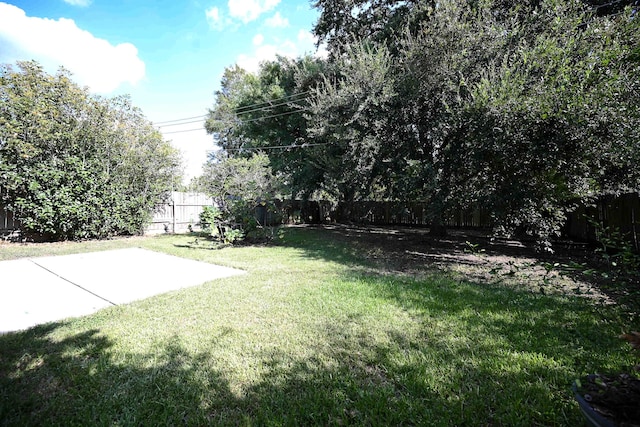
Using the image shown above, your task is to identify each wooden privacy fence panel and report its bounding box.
[274,200,332,224]
[1,205,20,232]
[334,201,426,225]
[146,192,214,234]
[565,193,640,250]
[331,194,639,250]
[332,201,491,228]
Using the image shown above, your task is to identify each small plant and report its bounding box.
[464,240,485,255]
[199,206,222,236]
[223,228,244,244]
[588,218,640,273]
[541,262,560,289]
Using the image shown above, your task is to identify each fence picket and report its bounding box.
[2,192,638,249]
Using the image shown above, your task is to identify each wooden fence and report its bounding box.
[330,201,491,228]
[328,193,640,250]
[146,192,214,235]
[564,193,640,250]
[0,205,20,236]
[2,192,638,249]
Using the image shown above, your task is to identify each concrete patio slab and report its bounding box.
[0,248,245,334]
[0,259,113,334]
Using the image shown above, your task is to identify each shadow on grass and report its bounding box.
[1,226,636,425]
[282,224,640,312]
[0,323,238,425]
[0,280,633,425]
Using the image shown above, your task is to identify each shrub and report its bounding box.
[0,61,182,240]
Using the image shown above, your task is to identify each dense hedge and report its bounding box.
[0,61,182,240]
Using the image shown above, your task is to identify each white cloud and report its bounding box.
[297,30,315,45]
[236,44,280,73]
[161,127,213,184]
[63,0,92,6]
[205,6,225,30]
[252,33,264,46]
[298,30,328,59]
[236,31,327,74]
[0,3,145,93]
[228,0,280,24]
[265,11,289,28]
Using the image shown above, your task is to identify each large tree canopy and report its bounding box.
[309,0,640,245]
[0,61,182,240]
[205,56,335,200]
[205,0,639,248]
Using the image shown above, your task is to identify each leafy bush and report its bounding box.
[223,228,245,244]
[589,218,640,273]
[196,153,282,244]
[0,61,182,240]
[199,206,222,234]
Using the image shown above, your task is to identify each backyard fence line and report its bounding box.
[564,193,639,250]
[328,193,639,250]
[0,205,20,232]
[146,192,214,235]
[2,191,638,250]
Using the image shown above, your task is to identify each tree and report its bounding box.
[307,43,399,204]
[453,0,640,247]
[310,1,500,233]
[310,0,640,245]
[0,61,182,240]
[205,56,333,200]
[196,152,281,240]
[201,0,639,248]
[312,0,432,57]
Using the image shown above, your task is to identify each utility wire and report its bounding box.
[234,90,311,114]
[157,119,206,128]
[154,114,207,125]
[240,107,309,124]
[224,142,329,152]
[162,127,208,135]
[160,107,310,135]
[153,90,315,126]
[233,94,313,116]
[157,94,315,129]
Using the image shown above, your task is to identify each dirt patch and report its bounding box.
[315,224,639,317]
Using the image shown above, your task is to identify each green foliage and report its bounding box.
[589,218,640,273]
[195,152,281,243]
[203,0,639,250]
[0,61,182,240]
[198,205,222,235]
[308,0,640,247]
[205,57,331,200]
[223,228,245,244]
[312,0,431,57]
[464,240,485,255]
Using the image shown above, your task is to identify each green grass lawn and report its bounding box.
[0,226,636,425]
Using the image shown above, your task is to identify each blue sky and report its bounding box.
[0,0,324,182]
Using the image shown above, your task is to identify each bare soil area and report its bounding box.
[317,224,640,318]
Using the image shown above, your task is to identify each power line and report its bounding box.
[154,114,207,125]
[234,90,313,114]
[241,107,309,124]
[224,142,329,152]
[160,107,310,135]
[162,127,207,135]
[153,90,315,126]
[233,94,313,116]
[157,95,314,129]
[157,118,206,128]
